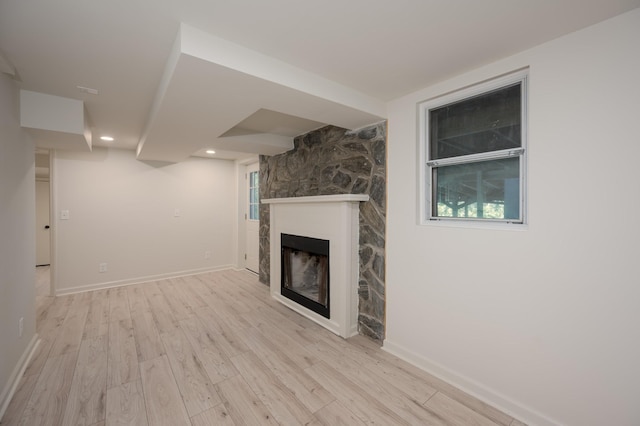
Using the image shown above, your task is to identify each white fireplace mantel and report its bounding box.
[263,194,369,338]
[263,194,369,205]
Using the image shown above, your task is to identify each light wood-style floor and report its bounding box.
[2,268,526,426]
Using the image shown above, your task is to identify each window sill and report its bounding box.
[421,218,528,231]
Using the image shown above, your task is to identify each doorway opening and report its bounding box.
[35,148,54,298]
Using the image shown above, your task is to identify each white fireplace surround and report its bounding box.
[263,194,369,338]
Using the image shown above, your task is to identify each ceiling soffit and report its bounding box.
[136,24,387,163]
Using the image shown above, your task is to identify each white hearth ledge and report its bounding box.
[263,194,368,338]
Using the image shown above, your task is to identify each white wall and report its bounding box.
[53,148,238,294]
[0,74,37,417]
[385,9,640,426]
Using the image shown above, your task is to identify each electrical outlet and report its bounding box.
[205,251,211,259]
[99,263,107,273]
[19,317,23,337]
[174,208,181,217]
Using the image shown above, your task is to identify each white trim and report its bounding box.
[382,338,561,426]
[0,334,40,421]
[426,147,524,167]
[54,265,235,296]
[245,161,260,272]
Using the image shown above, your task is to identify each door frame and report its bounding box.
[236,157,259,272]
[244,161,260,273]
[48,150,56,296]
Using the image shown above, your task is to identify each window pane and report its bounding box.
[250,171,259,189]
[430,83,521,160]
[250,204,259,220]
[433,157,520,220]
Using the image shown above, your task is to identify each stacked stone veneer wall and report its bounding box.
[259,123,386,341]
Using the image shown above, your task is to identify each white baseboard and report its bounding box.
[382,339,561,426]
[55,264,236,296]
[0,334,40,421]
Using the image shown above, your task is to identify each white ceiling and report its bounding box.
[1,0,638,161]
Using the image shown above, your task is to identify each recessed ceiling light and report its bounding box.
[206,150,216,154]
[100,136,114,141]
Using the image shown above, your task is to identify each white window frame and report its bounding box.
[248,170,259,221]
[418,69,528,228]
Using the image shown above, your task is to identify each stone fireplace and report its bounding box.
[263,194,368,338]
[259,123,387,341]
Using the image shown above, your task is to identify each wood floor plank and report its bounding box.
[22,334,56,380]
[107,319,140,388]
[315,331,437,404]
[108,286,132,323]
[215,375,279,426]
[105,380,148,426]
[179,277,211,309]
[306,342,446,425]
[178,316,239,384]
[50,292,92,356]
[35,266,52,317]
[198,300,253,336]
[425,392,501,426]
[193,307,249,358]
[249,303,320,346]
[237,326,334,412]
[0,371,38,425]
[18,351,78,426]
[180,275,220,308]
[190,404,237,426]
[349,335,514,426]
[126,284,150,316]
[35,294,54,331]
[139,355,191,426]
[130,310,166,363]
[207,274,262,315]
[160,328,221,417]
[305,361,409,425]
[156,279,194,321]
[62,335,108,426]
[313,400,368,426]
[242,310,318,369]
[127,284,165,362]
[236,275,324,336]
[83,289,110,339]
[35,291,74,335]
[230,351,315,425]
[143,282,180,334]
[161,277,207,318]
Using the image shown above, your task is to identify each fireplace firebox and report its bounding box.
[280,233,330,318]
